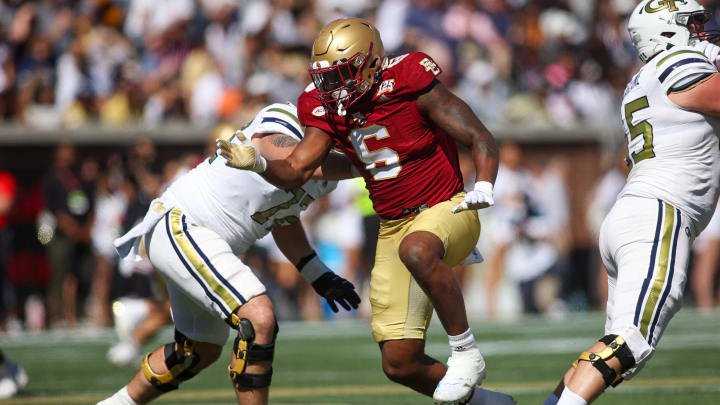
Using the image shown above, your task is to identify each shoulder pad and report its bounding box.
[297,90,333,132]
[379,52,442,97]
[252,103,303,140]
[654,46,716,92]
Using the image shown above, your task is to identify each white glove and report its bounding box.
[216,131,267,173]
[451,181,494,213]
[695,40,720,70]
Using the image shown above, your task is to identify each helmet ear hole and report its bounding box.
[661,32,676,38]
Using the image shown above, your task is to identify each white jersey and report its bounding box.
[167,103,337,254]
[619,45,720,234]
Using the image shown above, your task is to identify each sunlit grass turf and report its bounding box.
[1,309,718,404]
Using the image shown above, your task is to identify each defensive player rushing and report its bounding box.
[544,1,720,405]
[217,18,515,405]
[97,103,361,405]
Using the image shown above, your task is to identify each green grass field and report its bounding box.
[1,309,718,405]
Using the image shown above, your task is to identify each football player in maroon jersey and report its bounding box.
[217,18,514,405]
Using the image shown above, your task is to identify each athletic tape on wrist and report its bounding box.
[296,251,317,271]
[254,154,268,173]
[297,255,331,284]
[474,181,494,196]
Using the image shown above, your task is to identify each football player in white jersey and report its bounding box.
[97,103,361,405]
[544,1,720,405]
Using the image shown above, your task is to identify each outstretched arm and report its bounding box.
[416,79,499,184]
[259,132,356,180]
[218,126,335,190]
[262,127,336,189]
[271,220,315,265]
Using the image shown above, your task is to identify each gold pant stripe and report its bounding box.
[168,208,241,312]
[639,202,675,338]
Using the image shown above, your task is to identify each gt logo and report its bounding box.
[151,200,167,214]
[419,57,441,75]
[644,0,686,13]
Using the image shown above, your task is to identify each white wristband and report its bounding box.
[474,181,494,196]
[299,256,332,283]
[253,154,267,173]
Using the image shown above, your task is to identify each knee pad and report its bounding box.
[573,334,636,388]
[141,329,200,392]
[228,318,278,389]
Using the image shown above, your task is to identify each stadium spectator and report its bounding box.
[585,149,627,307]
[89,155,128,326]
[485,141,526,319]
[0,169,16,326]
[5,175,50,331]
[0,0,652,129]
[505,156,570,315]
[44,142,95,327]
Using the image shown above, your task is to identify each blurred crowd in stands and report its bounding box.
[1,0,720,334]
[0,0,715,130]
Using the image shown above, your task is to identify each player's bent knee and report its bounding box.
[232,295,276,341]
[572,334,636,388]
[141,330,217,392]
[382,361,417,384]
[380,347,421,384]
[248,310,276,341]
[398,236,442,272]
[228,318,278,389]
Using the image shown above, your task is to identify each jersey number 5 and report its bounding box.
[349,125,402,181]
[624,96,655,168]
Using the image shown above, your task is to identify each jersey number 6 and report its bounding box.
[348,125,402,181]
[624,96,655,168]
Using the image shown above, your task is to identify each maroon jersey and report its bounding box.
[298,52,464,219]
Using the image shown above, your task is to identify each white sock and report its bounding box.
[98,386,139,405]
[449,328,477,352]
[466,387,515,405]
[543,392,560,405]
[557,387,587,405]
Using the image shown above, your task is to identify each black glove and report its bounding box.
[311,272,361,313]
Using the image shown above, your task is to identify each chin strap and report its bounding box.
[337,100,347,116]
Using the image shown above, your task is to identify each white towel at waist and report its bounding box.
[461,248,484,265]
[113,193,178,261]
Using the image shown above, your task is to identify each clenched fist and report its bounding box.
[451,181,494,213]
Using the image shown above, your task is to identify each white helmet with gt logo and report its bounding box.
[628,0,715,62]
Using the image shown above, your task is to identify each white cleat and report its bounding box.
[0,360,28,399]
[107,340,141,367]
[0,377,17,399]
[433,348,486,404]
